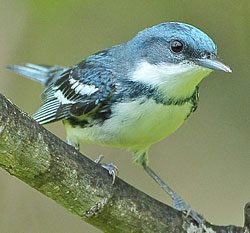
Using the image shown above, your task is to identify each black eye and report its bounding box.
[170,40,184,53]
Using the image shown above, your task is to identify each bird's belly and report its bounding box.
[68,99,193,149]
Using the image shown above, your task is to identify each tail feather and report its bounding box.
[7,63,68,86]
[8,63,72,125]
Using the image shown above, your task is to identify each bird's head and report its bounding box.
[128,22,232,98]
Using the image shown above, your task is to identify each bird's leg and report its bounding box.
[66,136,118,184]
[133,149,203,225]
[66,137,80,150]
[142,164,204,225]
[94,155,118,184]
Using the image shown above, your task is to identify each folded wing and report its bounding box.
[33,61,115,124]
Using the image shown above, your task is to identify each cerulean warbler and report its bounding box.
[8,22,231,224]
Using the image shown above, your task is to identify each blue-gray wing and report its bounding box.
[33,61,115,124]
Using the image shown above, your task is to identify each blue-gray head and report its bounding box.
[128,22,231,98]
[130,22,231,72]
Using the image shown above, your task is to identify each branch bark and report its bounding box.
[0,93,248,233]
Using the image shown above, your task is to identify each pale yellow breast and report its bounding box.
[66,98,193,150]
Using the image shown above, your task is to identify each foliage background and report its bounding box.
[0,1,249,232]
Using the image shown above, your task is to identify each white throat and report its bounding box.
[131,61,212,98]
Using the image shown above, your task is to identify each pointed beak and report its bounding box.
[195,58,232,73]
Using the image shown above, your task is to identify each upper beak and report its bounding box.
[195,58,232,73]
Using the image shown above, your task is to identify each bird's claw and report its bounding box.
[173,196,204,226]
[100,163,118,184]
[95,155,118,184]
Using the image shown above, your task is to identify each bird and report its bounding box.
[8,22,232,225]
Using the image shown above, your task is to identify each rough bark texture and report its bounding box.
[0,93,248,233]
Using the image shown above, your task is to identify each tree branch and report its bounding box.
[0,93,248,233]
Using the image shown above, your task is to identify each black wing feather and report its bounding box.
[33,61,115,124]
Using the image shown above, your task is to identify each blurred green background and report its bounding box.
[0,0,249,232]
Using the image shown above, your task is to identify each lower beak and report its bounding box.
[195,58,232,73]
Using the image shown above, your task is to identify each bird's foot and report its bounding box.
[173,196,204,225]
[95,155,118,184]
[143,165,203,226]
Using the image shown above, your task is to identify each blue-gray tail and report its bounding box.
[7,63,68,86]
